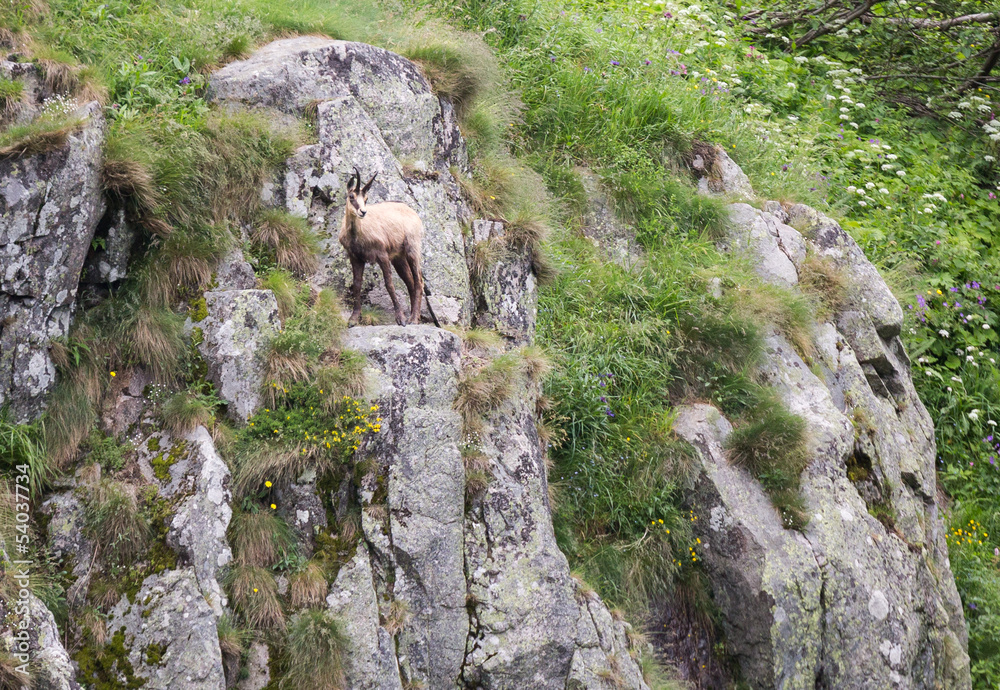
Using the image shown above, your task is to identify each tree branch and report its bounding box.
[795,0,877,48]
[881,12,1000,30]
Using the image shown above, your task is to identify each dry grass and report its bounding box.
[0,116,83,159]
[233,443,337,497]
[226,564,285,631]
[253,210,320,277]
[798,252,848,319]
[0,651,32,690]
[381,599,410,637]
[289,562,328,609]
[129,307,185,381]
[228,507,295,567]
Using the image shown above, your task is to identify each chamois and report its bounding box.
[338,167,440,328]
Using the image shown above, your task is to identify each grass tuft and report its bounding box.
[225,564,285,631]
[253,209,320,277]
[289,561,328,609]
[83,480,151,565]
[725,397,810,530]
[161,389,217,435]
[281,609,349,690]
[228,506,296,568]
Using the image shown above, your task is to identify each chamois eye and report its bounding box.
[349,193,355,199]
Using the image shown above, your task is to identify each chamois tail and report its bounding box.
[422,278,442,328]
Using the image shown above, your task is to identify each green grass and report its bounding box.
[161,389,218,434]
[281,609,349,690]
[725,397,810,530]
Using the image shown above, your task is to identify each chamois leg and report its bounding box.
[377,255,406,326]
[348,255,365,327]
[392,256,420,324]
[406,252,424,324]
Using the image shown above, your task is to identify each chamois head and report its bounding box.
[346,166,378,219]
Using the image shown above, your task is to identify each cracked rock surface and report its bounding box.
[683,158,971,689]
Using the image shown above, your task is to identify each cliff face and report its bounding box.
[1,38,648,690]
[679,149,970,689]
[0,38,969,690]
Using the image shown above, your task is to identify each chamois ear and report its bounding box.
[353,166,362,193]
[346,170,357,191]
[362,172,377,195]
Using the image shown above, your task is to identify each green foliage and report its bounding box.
[82,429,132,473]
[725,397,809,530]
[0,409,56,498]
[160,388,220,434]
[281,609,349,690]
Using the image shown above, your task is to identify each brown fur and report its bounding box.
[339,169,435,326]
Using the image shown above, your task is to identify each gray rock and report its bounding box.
[40,491,93,606]
[237,642,270,690]
[463,381,648,689]
[785,203,903,338]
[0,101,106,421]
[727,203,802,287]
[197,289,281,423]
[209,37,465,169]
[106,568,225,690]
[0,588,80,690]
[470,222,537,344]
[345,325,468,689]
[577,168,642,267]
[326,549,404,690]
[692,145,755,198]
[81,207,134,285]
[214,247,257,290]
[166,427,233,616]
[276,476,326,558]
[208,38,473,325]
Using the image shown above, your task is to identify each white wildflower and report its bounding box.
[879,187,889,194]
[940,329,950,338]
[969,409,980,421]
[896,170,906,176]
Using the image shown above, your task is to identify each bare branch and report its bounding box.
[795,0,877,48]
[882,12,1000,30]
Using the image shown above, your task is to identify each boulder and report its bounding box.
[692,144,754,198]
[463,380,649,689]
[165,427,233,616]
[209,38,473,325]
[344,325,468,689]
[196,289,281,423]
[0,101,106,421]
[326,549,404,690]
[105,568,226,690]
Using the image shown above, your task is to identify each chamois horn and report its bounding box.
[353,166,362,193]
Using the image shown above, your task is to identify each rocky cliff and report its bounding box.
[0,37,970,690]
[677,148,970,689]
[1,38,648,690]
